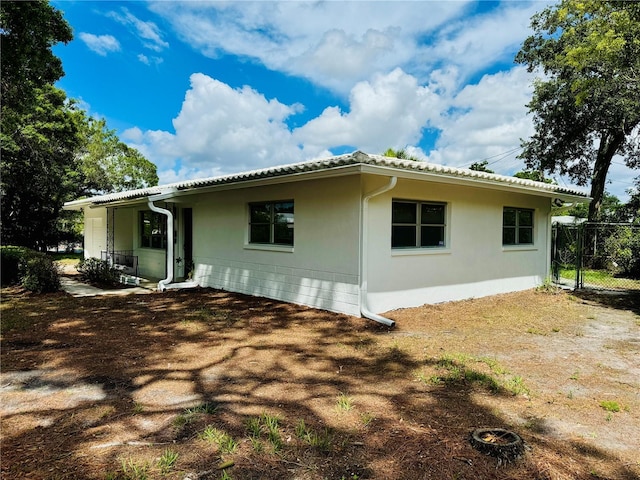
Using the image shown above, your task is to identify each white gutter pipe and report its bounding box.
[360,176,397,327]
[147,196,174,291]
[148,194,199,292]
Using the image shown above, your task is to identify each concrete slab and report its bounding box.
[60,277,154,297]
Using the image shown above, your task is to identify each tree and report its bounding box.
[1,2,159,250]
[1,86,83,250]
[516,0,640,221]
[78,117,158,195]
[0,0,72,113]
[382,148,420,161]
[513,170,553,184]
[469,161,494,173]
[1,1,77,250]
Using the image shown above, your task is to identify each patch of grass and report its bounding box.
[120,458,149,480]
[245,417,262,438]
[336,393,354,412]
[360,412,375,427]
[504,375,529,396]
[570,370,580,380]
[186,402,218,415]
[249,436,263,452]
[245,412,283,452]
[295,419,333,452]
[599,400,620,413]
[157,449,179,474]
[559,267,640,289]
[430,353,528,396]
[199,426,238,453]
[132,402,144,415]
[527,326,547,335]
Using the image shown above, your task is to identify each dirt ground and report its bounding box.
[1,276,639,480]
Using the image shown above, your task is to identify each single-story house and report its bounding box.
[65,151,589,326]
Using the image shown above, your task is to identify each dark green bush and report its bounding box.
[604,227,640,279]
[1,245,30,285]
[77,257,119,285]
[20,253,61,293]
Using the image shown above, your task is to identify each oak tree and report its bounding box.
[516,0,640,221]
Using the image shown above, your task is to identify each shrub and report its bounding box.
[20,253,61,293]
[1,245,30,285]
[77,257,119,285]
[604,227,640,278]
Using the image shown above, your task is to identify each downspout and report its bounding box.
[148,196,174,291]
[360,176,397,327]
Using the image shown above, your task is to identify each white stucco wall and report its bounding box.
[364,176,552,313]
[90,172,556,318]
[191,176,362,316]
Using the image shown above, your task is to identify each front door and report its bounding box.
[183,208,193,278]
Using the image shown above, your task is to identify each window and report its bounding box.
[140,211,167,249]
[392,200,446,248]
[249,200,294,246]
[503,207,534,245]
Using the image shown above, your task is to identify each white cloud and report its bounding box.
[107,7,168,51]
[124,73,308,179]
[79,33,120,56]
[294,68,442,153]
[148,1,472,93]
[425,66,536,174]
[137,53,163,66]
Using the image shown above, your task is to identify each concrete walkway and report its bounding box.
[60,276,154,297]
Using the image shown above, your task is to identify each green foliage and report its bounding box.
[20,252,60,293]
[77,117,158,196]
[599,400,620,413]
[1,85,84,250]
[469,160,494,173]
[382,148,420,161]
[77,257,119,285]
[0,0,72,112]
[516,0,640,221]
[603,226,640,278]
[0,246,60,292]
[1,245,30,285]
[119,458,149,480]
[514,169,553,183]
[157,449,179,474]
[1,2,158,250]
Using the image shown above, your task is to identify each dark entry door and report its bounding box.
[183,208,193,276]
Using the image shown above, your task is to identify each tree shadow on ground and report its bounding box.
[572,288,640,315]
[1,288,638,480]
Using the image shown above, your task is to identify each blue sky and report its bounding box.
[52,0,635,201]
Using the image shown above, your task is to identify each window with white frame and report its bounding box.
[502,207,534,245]
[249,200,294,246]
[392,200,446,248]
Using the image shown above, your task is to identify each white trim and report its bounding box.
[243,244,294,253]
[391,248,452,256]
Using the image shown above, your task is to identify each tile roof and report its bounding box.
[64,151,589,208]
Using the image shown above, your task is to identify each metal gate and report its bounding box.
[551,222,640,291]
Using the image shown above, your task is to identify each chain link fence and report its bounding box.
[551,222,640,291]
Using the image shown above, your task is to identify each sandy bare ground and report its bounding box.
[1,284,639,480]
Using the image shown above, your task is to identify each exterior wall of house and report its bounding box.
[190,176,362,316]
[113,208,134,252]
[364,176,552,313]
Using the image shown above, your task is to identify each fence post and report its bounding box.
[575,224,583,289]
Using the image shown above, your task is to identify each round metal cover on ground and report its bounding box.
[469,428,525,463]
